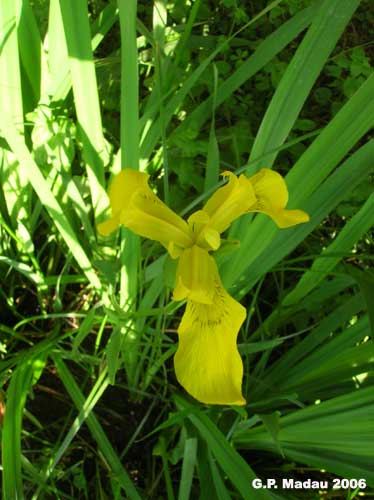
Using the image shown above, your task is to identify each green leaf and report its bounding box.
[58,0,107,218]
[233,389,374,484]
[178,437,198,500]
[283,192,374,307]
[343,264,374,336]
[175,395,273,500]
[248,0,360,168]
[2,355,46,500]
[53,356,142,499]
[0,115,103,292]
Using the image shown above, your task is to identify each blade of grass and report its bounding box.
[0,114,103,292]
[174,395,273,500]
[39,368,110,486]
[58,0,108,218]
[208,452,232,500]
[178,437,198,500]
[53,356,142,499]
[116,0,141,386]
[248,0,360,169]
[204,64,219,192]
[170,2,320,145]
[224,72,374,288]
[283,191,374,307]
[2,355,45,500]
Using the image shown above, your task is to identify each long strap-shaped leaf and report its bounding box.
[0,0,23,128]
[139,0,287,162]
[113,0,141,387]
[224,73,374,289]
[170,2,320,145]
[255,294,365,397]
[50,1,118,102]
[283,192,374,306]
[17,0,42,112]
[248,0,361,169]
[233,388,374,483]
[230,139,374,296]
[58,0,107,219]
[174,395,273,500]
[0,114,103,293]
[2,356,41,500]
[54,356,142,499]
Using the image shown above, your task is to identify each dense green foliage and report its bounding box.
[0,0,373,498]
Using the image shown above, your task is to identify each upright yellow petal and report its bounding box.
[174,254,246,405]
[97,169,149,235]
[98,169,193,252]
[187,210,221,251]
[173,246,215,304]
[249,168,310,228]
[121,189,193,251]
[203,172,256,234]
[109,169,150,215]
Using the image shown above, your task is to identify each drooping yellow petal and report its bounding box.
[174,254,246,405]
[248,168,310,228]
[173,246,215,304]
[98,169,194,252]
[203,172,256,234]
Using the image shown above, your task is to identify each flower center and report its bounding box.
[187,210,221,252]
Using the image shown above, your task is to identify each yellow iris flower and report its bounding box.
[98,168,309,405]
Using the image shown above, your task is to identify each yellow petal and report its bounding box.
[270,209,310,228]
[173,246,215,304]
[121,189,193,251]
[188,210,221,251]
[97,215,120,236]
[109,169,150,216]
[249,168,310,227]
[174,255,246,405]
[203,172,256,233]
[99,169,194,251]
[98,169,149,236]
